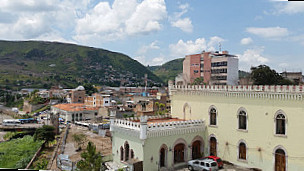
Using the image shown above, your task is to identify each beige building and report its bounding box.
[51,103,99,123]
[170,84,304,170]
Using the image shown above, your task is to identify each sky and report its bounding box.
[0,0,304,72]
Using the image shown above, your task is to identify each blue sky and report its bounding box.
[0,0,304,72]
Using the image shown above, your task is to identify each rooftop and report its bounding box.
[132,117,184,124]
[53,103,99,112]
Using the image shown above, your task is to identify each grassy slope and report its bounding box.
[149,58,184,84]
[0,40,162,89]
[0,135,43,168]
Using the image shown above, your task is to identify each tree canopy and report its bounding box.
[77,141,104,171]
[250,65,293,85]
[34,125,55,144]
[192,77,205,85]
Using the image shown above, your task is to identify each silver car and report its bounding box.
[188,159,218,171]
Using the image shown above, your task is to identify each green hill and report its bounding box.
[148,58,184,84]
[0,40,162,89]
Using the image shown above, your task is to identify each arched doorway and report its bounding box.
[76,113,79,121]
[80,113,82,121]
[120,147,124,161]
[174,143,185,163]
[275,148,286,171]
[160,148,166,167]
[125,142,130,161]
[192,140,201,159]
[209,137,217,156]
[72,114,75,122]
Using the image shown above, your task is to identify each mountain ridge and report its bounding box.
[0,40,162,89]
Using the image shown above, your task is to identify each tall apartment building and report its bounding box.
[183,51,238,85]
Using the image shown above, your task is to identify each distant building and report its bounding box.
[281,71,303,85]
[51,103,99,123]
[85,93,112,107]
[71,86,86,103]
[183,51,238,85]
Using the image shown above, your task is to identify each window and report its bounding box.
[238,110,247,130]
[276,114,286,135]
[194,70,199,73]
[120,147,124,161]
[239,142,246,160]
[210,108,217,126]
[131,149,134,159]
[105,101,108,104]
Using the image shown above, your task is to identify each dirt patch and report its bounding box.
[64,124,112,162]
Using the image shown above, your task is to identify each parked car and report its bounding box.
[188,158,218,171]
[204,156,223,169]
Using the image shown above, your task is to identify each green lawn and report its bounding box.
[0,136,44,169]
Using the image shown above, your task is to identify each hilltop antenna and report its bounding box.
[219,42,222,52]
[144,74,147,95]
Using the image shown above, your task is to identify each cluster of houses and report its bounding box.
[41,86,171,124]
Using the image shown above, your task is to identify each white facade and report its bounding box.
[111,114,206,170]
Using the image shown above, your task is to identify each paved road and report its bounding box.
[176,164,251,171]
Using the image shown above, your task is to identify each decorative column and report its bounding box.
[110,110,116,132]
[140,115,148,140]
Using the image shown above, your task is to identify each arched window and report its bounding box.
[124,142,130,161]
[276,114,286,135]
[238,142,246,160]
[210,107,217,126]
[238,110,247,130]
[120,147,124,161]
[131,149,134,159]
[174,143,185,163]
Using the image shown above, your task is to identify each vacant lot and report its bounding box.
[64,124,112,162]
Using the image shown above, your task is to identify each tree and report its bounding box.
[250,65,293,85]
[34,125,55,146]
[77,141,104,171]
[155,102,166,115]
[84,83,98,96]
[73,133,87,151]
[192,77,205,85]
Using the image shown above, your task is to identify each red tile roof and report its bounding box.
[53,103,99,112]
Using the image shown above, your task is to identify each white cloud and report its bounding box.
[238,48,269,71]
[170,3,193,33]
[240,37,253,45]
[169,36,224,57]
[274,1,304,14]
[137,41,160,54]
[207,36,224,51]
[0,0,84,41]
[151,56,165,65]
[246,27,289,39]
[75,0,167,42]
[171,18,193,33]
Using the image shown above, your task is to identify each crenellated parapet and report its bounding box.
[111,115,205,139]
[170,84,304,101]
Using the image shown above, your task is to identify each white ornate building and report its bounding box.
[110,113,205,170]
